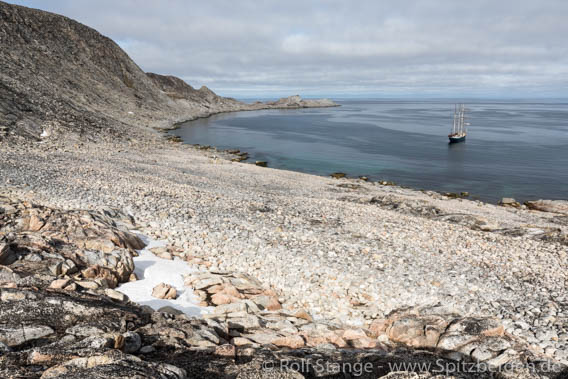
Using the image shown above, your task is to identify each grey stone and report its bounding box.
[140,345,156,354]
[0,325,54,347]
[123,331,142,353]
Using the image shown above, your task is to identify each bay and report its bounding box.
[171,99,568,203]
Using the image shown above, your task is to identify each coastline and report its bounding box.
[2,136,567,354]
[1,2,567,376]
[2,127,568,377]
[166,123,547,209]
[158,96,341,132]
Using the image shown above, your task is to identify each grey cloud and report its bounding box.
[7,0,568,97]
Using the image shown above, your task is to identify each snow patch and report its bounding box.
[117,235,211,317]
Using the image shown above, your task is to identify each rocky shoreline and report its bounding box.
[2,136,568,378]
[166,140,564,213]
[1,1,568,378]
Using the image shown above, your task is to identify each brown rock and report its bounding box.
[349,336,378,349]
[214,344,236,358]
[271,335,305,349]
[158,252,173,260]
[342,329,368,340]
[222,284,242,298]
[49,279,71,289]
[84,239,115,253]
[447,317,504,338]
[293,309,313,322]
[327,332,348,348]
[110,230,146,250]
[150,246,167,255]
[114,334,125,350]
[81,266,98,279]
[369,318,392,337]
[231,337,253,346]
[76,280,99,290]
[388,315,448,348]
[206,284,225,294]
[302,333,330,347]
[64,283,78,291]
[211,293,239,305]
[525,199,568,214]
[498,198,520,208]
[152,283,177,299]
[252,295,282,311]
[105,288,128,302]
[28,350,57,365]
[28,213,45,231]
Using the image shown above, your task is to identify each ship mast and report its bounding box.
[459,104,465,134]
[452,105,457,134]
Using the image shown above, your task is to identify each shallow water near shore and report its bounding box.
[172,99,568,203]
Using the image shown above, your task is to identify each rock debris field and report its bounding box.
[1,135,567,378]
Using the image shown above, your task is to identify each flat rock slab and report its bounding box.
[0,325,54,347]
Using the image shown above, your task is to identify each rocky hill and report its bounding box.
[0,1,336,143]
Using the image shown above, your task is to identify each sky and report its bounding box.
[7,0,568,98]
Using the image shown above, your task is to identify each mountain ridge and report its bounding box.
[0,1,336,143]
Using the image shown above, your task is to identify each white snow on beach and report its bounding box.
[117,235,211,317]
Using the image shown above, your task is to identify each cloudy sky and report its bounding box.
[8,0,568,98]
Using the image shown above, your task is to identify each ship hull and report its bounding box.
[449,135,466,143]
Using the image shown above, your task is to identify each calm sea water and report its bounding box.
[172,99,568,203]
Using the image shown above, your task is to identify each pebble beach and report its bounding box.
[2,134,566,364]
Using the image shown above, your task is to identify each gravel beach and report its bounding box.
[2,133,566,364]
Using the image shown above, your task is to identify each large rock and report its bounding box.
[271,335,305,349]
[152,283,177,299]
[40,351,187,379]
[0,196,140,285]
[0,325,54,347]
[0,243,16,265]
[525,200,568,215]
[499,197,521,208]
[387,315,449,348]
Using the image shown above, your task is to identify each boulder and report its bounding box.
[152,283,177,299]
[525,199,568,214]
[0,266,20,284]
[105,288,128,302]
[271,335,305,349]
[214,344,236,357]
[211,292,239,305]
[0,325,54,347]
[0,243,17,265]
[293,309,313,322]
[122,331,142,353]
[40,351,187,379]
[499,197,521,208]
[330,172,346,179]
[49,279,71,289]
[251,294,282,311]
[387,315,449,348]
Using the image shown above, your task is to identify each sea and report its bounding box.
[171,99,568,203]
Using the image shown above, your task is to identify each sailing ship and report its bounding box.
[448,104,469,143]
